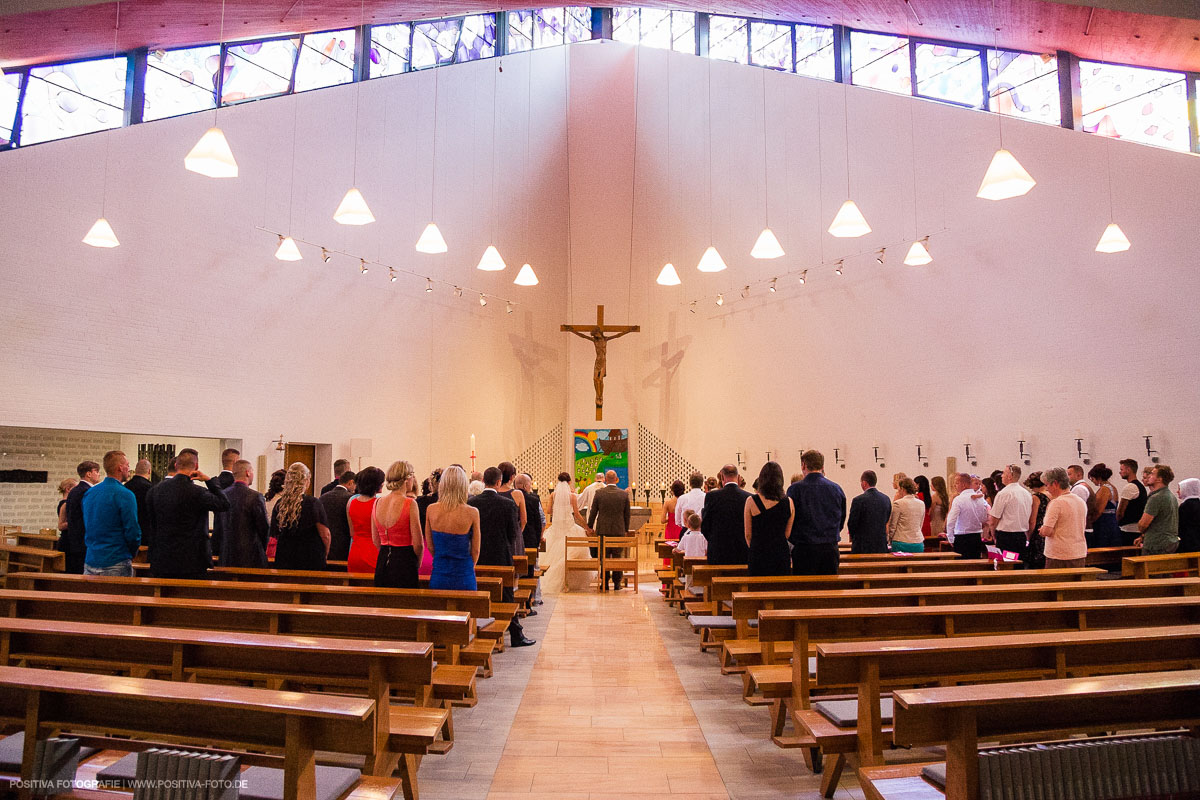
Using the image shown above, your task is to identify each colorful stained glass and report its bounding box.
[370,23,411,77]
[21,56,127,145]
[795,24,835,80]
[709,16,749,65]
[750,21,791,71]
[413,19,462,68]
[1080,60,1189,152]
[564,7,592,43]
[915,43,983,107]
[850,31,911,95]
[508,11,534,53]
[295,29,355,92]
[222,37,299,104]
[143,45,219,121]
[612,8,694,53]
[509,7,589,52]
[987,50,1058,125]
[1,72,22,146]
[456,14,497,63]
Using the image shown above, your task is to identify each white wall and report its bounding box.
[564,42,1200,493]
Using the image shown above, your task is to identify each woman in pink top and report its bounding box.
[346,467,384,574]
[1039,467,1089,568]
[373,461,424,589]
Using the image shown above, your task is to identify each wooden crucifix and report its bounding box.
[561,305,640,421]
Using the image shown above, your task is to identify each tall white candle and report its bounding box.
[470,434,476,452]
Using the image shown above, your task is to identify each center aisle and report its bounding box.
[486,590,729,799]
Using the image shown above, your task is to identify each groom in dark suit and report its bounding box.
[470,467,535,647]
[588,470,631,591]
[701,464,752,565]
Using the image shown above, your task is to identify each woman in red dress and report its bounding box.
[347,466,385,574]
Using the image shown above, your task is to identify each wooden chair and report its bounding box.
[565,533,604,591]
[600,535,639,592]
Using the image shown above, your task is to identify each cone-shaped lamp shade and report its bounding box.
[82,217,119,248]
[656,263,682,286]
[513,263,539,286]
[1095,222,1130,253]
[333,187,375,225]
[697,246,727,273]
[827,200,871,238]
[274,236,302,261]
[415,222,448,253]
[976,148,1036,200]
[184,127,239,178]
[751,228,785,259]
[903,240,933,266]
[476,245,506,271]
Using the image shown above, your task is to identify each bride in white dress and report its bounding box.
[542,472,593,593]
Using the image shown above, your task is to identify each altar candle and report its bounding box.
[660,481,666,490]
[532,481,538,491]
[470,434,475,453]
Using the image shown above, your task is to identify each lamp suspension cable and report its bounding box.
[84,0,122,248]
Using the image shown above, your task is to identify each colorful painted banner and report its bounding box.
[574,428,629,489]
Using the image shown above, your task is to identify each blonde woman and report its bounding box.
[270,463,331,571]
[892,472,909,502]
[56,477,78,534]
[373,460,423,588]
[425,466,481,591]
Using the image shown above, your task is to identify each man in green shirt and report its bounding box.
[1136,464,1180,555]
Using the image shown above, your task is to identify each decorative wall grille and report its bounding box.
[513,424,564,497]
[636,424,699,493]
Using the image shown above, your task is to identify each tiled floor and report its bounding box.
[419,579,868,800]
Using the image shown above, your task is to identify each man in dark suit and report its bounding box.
[701,464,752,565]
[470,467,534,647]
[209,448,239,563]
[320,459,352,497]
[62,460,100,574]
[786,450,846,575]
[146,450,230,579]
[219,459,269,568]
[416,468,442,532]
[516,474,543,573]
[123,459,154,547]
[847,470,891,554]
[319,470,356,562]
[588,470,632,591]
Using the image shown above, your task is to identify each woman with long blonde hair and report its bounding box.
[425,466,480,591]
[372,460,423,588]
[270,462,331,570]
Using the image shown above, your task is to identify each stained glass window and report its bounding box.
[914,43,983,107]
[413,19,463,68]
[20,56,127,145]
[794,24,835,80]
[370,23,411,78]
[1080,60,1189,152]
[850,31,911,95]
[457,14,497,62]
[143,46,219,121]
[612,8,695,53]
[221,37,299,104]
[750,21,792,71]
[709,16,749,65]
[509,7,590,52]
[987,50,1059,125]
[295,29,355,92]
[1,72,22,146]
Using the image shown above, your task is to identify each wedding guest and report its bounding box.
[1177,478,1200,554]
[701,465,751,566]
[674,512,707,591]
[1117,459,1148,546]
[847,470,890,554]
[472,467,534,645]
[675,472,705,528]
[270,462,330,571]
[1087,463,1121,548]
[62,460,100,574]
[891,472,908,502]
[786,450,845,575]
[703,476,719,493]
[372,460,423,588]
[929,475,951,537]
[945,472,989,560]
[319,471,355,562]
[56,477,78,536]
[1024,471,1050,568]
[146,450,229,579]
[416,468,442,532]
[663,480,685,543]
[468,480,485,497]
[988,464,1032,560]
[1067,465,1095,543]
[81,450,140,576]
[320,459,352,496]
[263,469,287,519]
[884,478,922,553]
[1135,464,1179,555]
[216,448,239,489]
[498,461,528,534]
[220,459,269,568]
[515,474,543,576]
[744,461,794,576]
[1040,467,1088,568]
[124,459,153,543]
[426,465,479,592]
[347,466,384,573]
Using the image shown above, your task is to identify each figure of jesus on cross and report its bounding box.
[561,305,640,421]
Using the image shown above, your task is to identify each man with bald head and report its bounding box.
[701,464,752,565]
[124,458,154,545]
[588,470,632,591]
[220,459,269,568]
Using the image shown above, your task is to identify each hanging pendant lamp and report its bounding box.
[751,228,784,259]
[274,235,302,261]
[185,127,239,178]
[977,148,1035,200]
[656,263,682,286]
[477,245,506,271]
[903,238,933,266]
[416,223,448,254]
[828,200,871,238]
[83,217,120,248]
[1095,223,1130,253]
[334,187,375,225]
[513,263,539,286]
[697,246,727,273]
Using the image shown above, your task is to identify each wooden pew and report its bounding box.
[0,544,63,574]
[839,559,1017,573]
[10,532,59,550]
[1122,550,1200,579]
[0,617,443,794]
[1084,544,1142,568]
[838,552,961,562]
[814,624,1200,796]
[865,670,1200,800]
[0,665,382,800]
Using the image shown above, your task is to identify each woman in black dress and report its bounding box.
[744,461,794,577]
[270,462,331,571]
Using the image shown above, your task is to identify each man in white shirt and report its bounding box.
[674,471,706,528]
[1116,458,1148,546]
[1067,464,1095,540]
[577,473,604,521]
[945,472,990,560]
[988,464,1033,560]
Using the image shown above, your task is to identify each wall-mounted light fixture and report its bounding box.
[834,448,846,469]
[873,445,885,469]
[916,443,929,468]
[964,441,978,467]
[1144,434,1160,464]
[1017,436,1031,466]
[1074,436,1091,466]
[272,435,286,452]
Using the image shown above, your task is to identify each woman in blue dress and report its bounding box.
[424,465,480,591]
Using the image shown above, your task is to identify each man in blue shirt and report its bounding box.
[81,450,141,577]
[785,450,846,575]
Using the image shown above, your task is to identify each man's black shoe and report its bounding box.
[510,636,536,647]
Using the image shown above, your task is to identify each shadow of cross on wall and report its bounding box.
[642,310,692,432]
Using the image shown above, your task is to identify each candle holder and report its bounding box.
[1074,438,1091,466]
[1144,435,1160,464]
[643,486,652,506]
[873,446,885,469]
[833,448,846,469]
[1018,439,1031,466]
[659,488,667,504]
[916,443,929,468]
[963,442,977,467]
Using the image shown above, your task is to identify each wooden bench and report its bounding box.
[0,616,445,794]
[813,624,1200,796]
[9,532,59,550]
[1084,544,1142,568]
[839,552,961,562]
[864,670,1200,800]
[1122,551,1200,579]
[0,544,63,575]
[0,664,384,800]
[839,559,1016,573]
